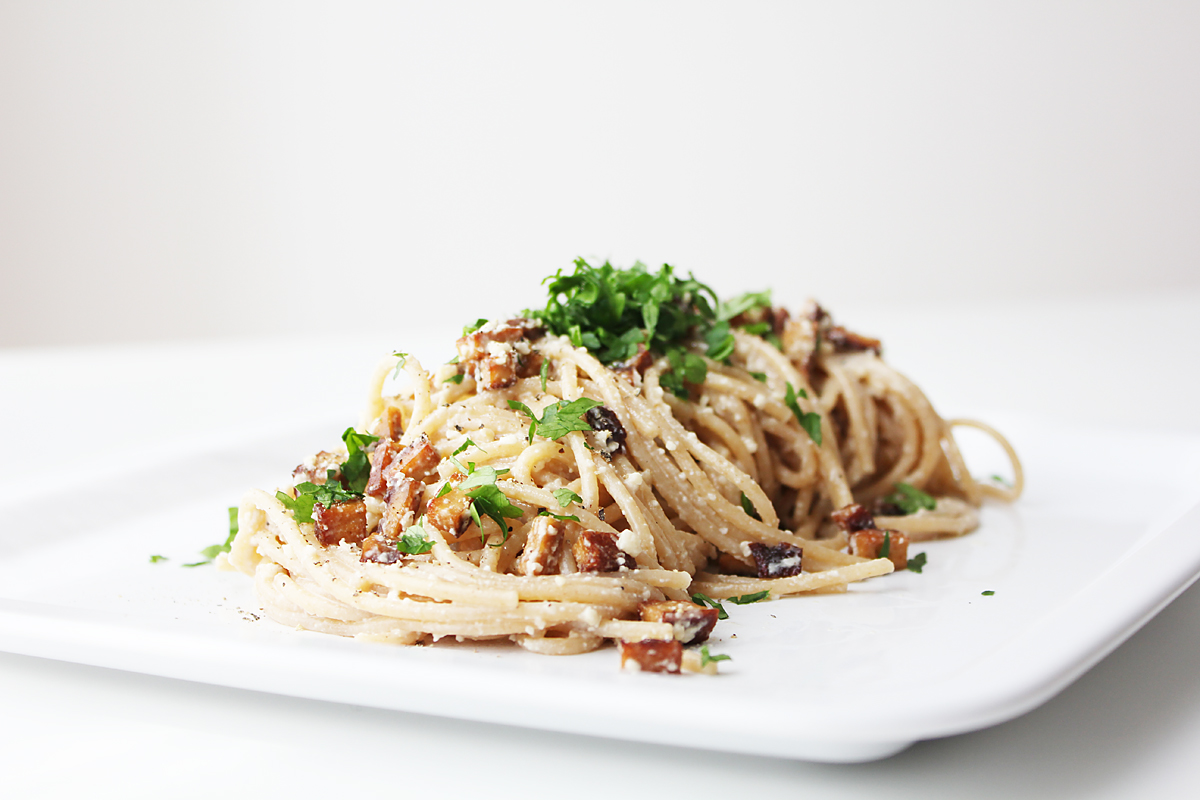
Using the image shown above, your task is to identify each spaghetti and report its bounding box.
[224,261,1022,671]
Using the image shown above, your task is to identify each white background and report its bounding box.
[2,1,1198,348]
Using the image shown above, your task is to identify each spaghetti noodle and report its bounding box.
[223,260,1022,671]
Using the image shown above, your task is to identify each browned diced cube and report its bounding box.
[826,325,882,355]
[426,488,473,537]
[314,499,368,546]
[360,531,400,564]
[831,503,876,533]
[515,516,564,576]
[476,353,518,391]
[393,435,440,480]
[371,406,405,441]
[638,601,719,644]
[365,441,404,498]
[747,542,805,579]
[378,476,424,540]
[573,531,636,573]
[292,451,343,485]
[849,529,909,570]
[619,639,682,674]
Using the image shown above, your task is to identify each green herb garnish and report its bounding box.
[728,590,769,605]
[879,530,892,559]
[699,645,732,668]
[276,476,357,524]
[396,519,435,555]
[458,464,523,544]
[690,592,728,620]
[463,318,488,336]
[149,554,167,564]
[884,482,937,514]
[537,508,580,522]
[539,358,550,392]
[390,351,408,380]
[445,372,465,385]
[783,383,822,446]
[553,487,583,508]
[907,552,928,573]
[340,428,380,494]
[739,492,761,521]
[508,398,602,444]
[717,289,772,322]
[748,371,768,383]
[982,590,995,596]
[182,506,240,567]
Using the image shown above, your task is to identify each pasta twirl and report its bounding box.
[223,260,1022,671]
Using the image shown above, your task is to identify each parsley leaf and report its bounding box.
[276,478,356,524]
[690,592,728,620]
[884,482,937,514]
[739,492,761,521]
[452,438,485,456]
[390,351,408,380]
[728,590,769,605]
[507,398,601,444]
[879,530,892,559]
[340,428,379,494]
[149,554,167,564]
[783,383,823,446]
[463,318,487,336]
[553,487,583,507]
[907,552,928,573]
[455,464,523,544]
[537,508,580,522]
[718,289,771,322]
[445,372,465,385]
[704,321,735,361]
[739,321,771,335]
[748,371,768,383]
[183,506,240,567]
[989,474,1011,488]
[982,590,995,596]
[540,358,550,392]
[699,644,732,668]
[396,519,435,555]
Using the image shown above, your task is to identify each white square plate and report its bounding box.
[2,416,1198,763]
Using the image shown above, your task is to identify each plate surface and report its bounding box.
[2,416,1199,763]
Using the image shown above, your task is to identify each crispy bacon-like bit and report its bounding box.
[379,476,424,540]
[850,529,909,570]
[619,639,682,674]
[573,530,637,573]
[426,488,472,538]
[292,451,343,485]
[392,435,440,481]
[515,516,564,576]
[831,503,877,533]
[585,405,626,457]
[747,542,805,579]
[360,532,400,564]
[371,406,405,441]
[365,441,404,498]
[826,325,882,355]
[639,601,719,644]
[456,318,544,391]
[612,344,653,380]
[314,499,368,546]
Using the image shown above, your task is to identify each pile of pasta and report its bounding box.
[225,289,1022,672]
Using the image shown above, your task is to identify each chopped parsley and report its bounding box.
[884,482,937,514]
[463,318,488,336]
[149,554,168,564]
[537,508,580,522]
[739,492,761,521]
[703,320,735,362]
[396,519,435,555]
[183,507,240,567]
[748,371,768,383]
[340,428,380,494]
[390,351,408,380]
[783,383,823,446]
[907,552,928,573]
[690,592,728,620]
[457,463,524,544]
[879,531,892,559]
[989,474,1012,488]
[728,590,769,605]
[452,438,485,456]
[553,487,583,507]
[276,476,357,524]
[981,590,995,596]
[699,645,732,668]
[539,358,550,392]
[444,372,465,385]
[508,398,602,444]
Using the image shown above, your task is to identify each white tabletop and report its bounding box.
[3,292,1199,798]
